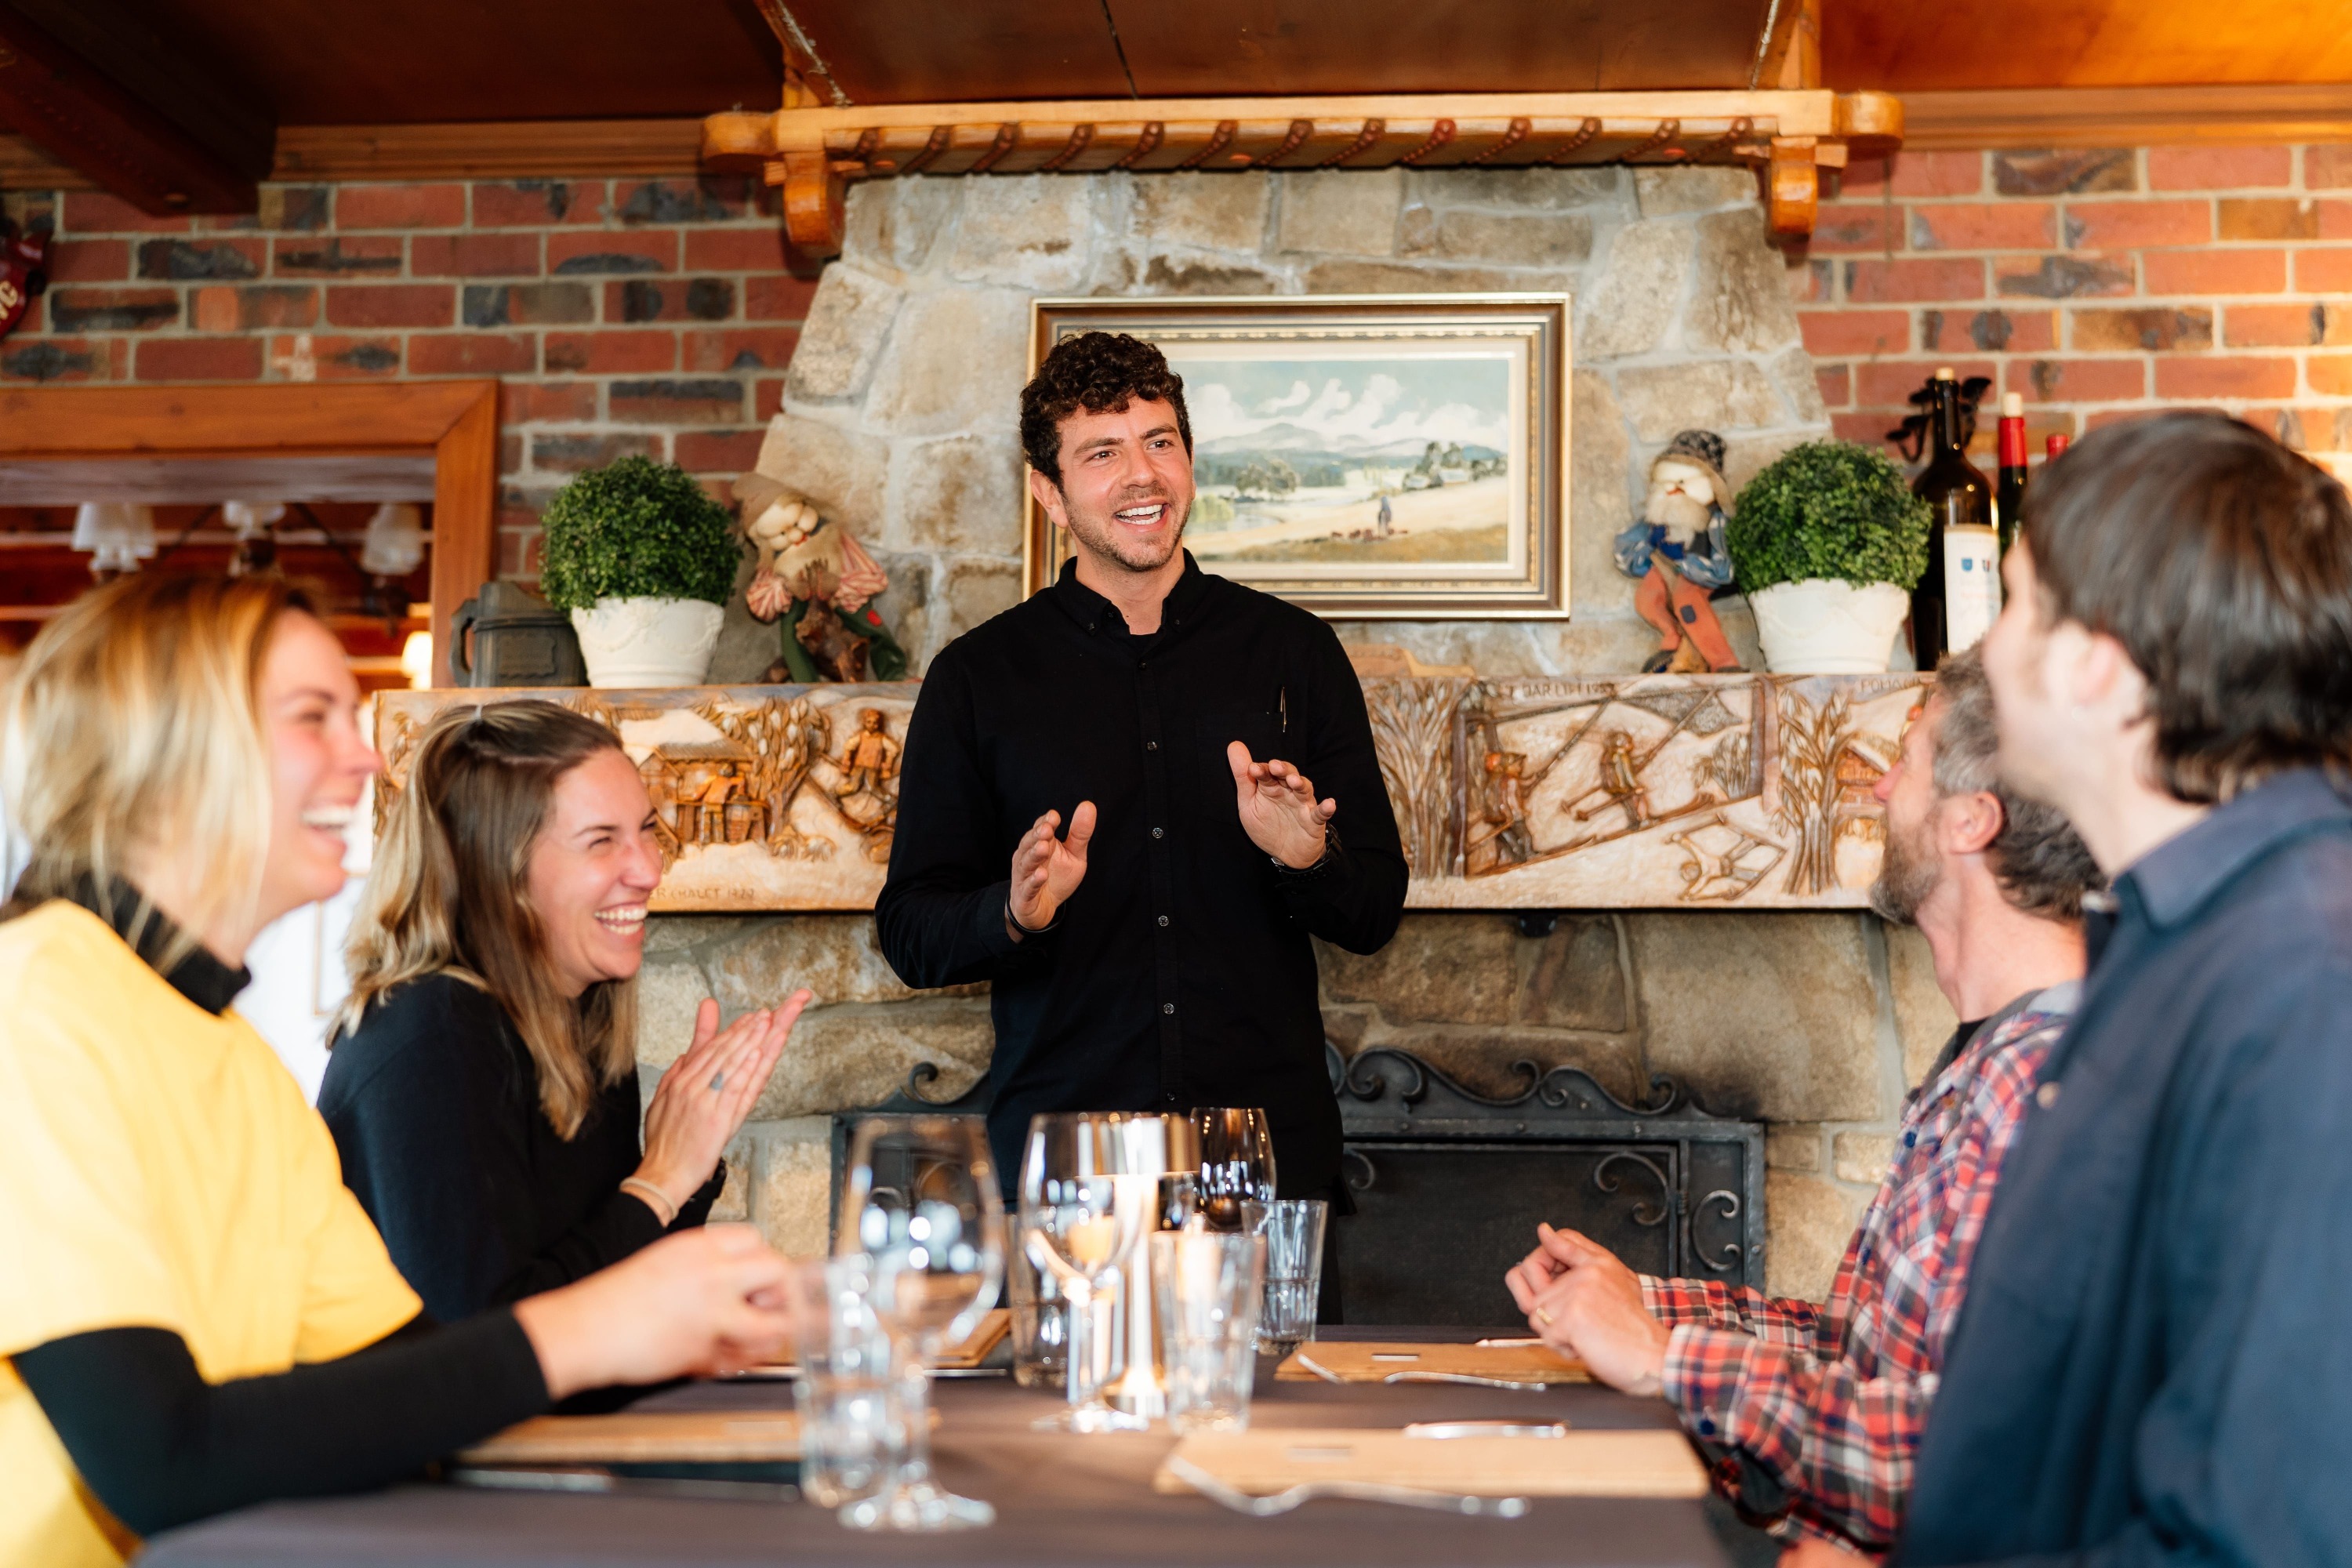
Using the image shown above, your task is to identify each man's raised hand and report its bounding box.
[1227,741,1336,869]
[1008,801,1095,938]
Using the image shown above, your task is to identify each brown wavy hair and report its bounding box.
[336,701,637,1138]
[1019,330,1192,486]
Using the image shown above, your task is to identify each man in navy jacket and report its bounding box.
[1889,412,2352,1566]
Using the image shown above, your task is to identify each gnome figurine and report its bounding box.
[736,472,909,684]
[1613,429,1742,674]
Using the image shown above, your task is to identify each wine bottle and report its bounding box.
[2046,433,2070,462]
[1995,392,2028,560]
[1908,367,2000,667]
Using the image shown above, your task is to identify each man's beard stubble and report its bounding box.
[1868,811,1941,926]
[1065,488,1189,574]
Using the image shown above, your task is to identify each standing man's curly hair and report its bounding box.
[1021,332,1192,486]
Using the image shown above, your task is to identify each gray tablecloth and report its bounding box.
[142,1329,1730,1567]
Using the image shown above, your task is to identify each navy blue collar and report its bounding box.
[68,877,251,1016]
[1047,550,1213,637]
[2118,768,2352,932]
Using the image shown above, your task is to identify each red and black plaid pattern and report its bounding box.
[1640,1002,2068,1556]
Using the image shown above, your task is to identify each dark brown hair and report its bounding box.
[1927,648,2105,921]
[338,700,636,1138]
[1019,331,1191,486]
[2021,412,2352,802]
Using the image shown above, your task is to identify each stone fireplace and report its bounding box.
[643,161,1957,1301]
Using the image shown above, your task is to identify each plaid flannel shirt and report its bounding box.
[1639,985,2075,1556]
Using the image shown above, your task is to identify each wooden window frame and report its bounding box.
[0,380,496,686]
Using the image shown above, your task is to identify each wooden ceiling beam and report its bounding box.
[1900,83,2352,150]
[0,0,264,213]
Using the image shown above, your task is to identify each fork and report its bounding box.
[1163,1455,1531,1519]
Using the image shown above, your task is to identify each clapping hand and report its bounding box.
[636,993,811,1214]
[1504,1222,1671,1396]
[1227,741,1335,869]
[1008,802,1095,937]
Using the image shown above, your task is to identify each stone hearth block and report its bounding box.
[1318,914,1521,1025]
[938,557,1022,644]
[863,287,1032,437]
[1410,166,1625,212]
[748,1117,832,1255]
[1519,915,1628,1029]
[1764,1170,1864,1300]
[742,998,993,1122]
[946,175,1098,291]
[1568,369,1635,613]
[1400,209,1594,268]
[1685,210,1804,356]
[635,953,715,1069]
[1276,169,1405,256]
[706,913,965,1015]
[1632,911,1882,1123]
[1770,343,1828,422]
[1299,259,1548,294]
[752,411,887,538]
[1133,171,1272,252]
[1579,220,1694,361]
[1617,359,1783,442]
[1765,1123,1824,1173]
[1833,1131,1894,1185]
[783,264,902,402]
[843,176,961,281]
[1635,166,1762,217]
[1886,923,1960,1089]
[886,433,1022,554]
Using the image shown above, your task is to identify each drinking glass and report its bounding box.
[787,1255,904,1510]
[1018,1112,1151,1433]
[1242,1197,1327,1356]
[1004,1241,1067,1391]
[1191,1107,1278,1232]
[836,1115,1005,1531]
[1151,1230,1265,1432]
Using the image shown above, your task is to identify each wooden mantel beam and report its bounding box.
[704,88,1903,250]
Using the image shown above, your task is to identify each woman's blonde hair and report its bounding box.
[336,700,637,1138]
[2,575,302,967]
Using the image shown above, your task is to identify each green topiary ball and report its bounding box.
[538,455,742,612]
[1726,441,1931,596]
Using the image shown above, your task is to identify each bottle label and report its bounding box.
[1943,526,2002,652]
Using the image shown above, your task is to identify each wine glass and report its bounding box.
[835,1115,1005,1531]
[1191,1107,1278,1232]
[1019,1112,1152,1433]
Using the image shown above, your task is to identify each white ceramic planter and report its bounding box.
[1748,579,1913,674]
[568,597,724,688]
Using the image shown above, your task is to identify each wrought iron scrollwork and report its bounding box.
[1330,1044,1687,1120]
[1684,1188,1744,1273]
[1343,1148,1380,1193]
[1592,1151,1672,1228]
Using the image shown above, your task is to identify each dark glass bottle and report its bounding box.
[1908,368,1999,668]
[1995,391,2028,560]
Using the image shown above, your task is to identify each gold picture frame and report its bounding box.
[1022,293,1573,619]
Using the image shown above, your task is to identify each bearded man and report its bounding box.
[875,333,1406,1273]
[1506,647,2100,1562]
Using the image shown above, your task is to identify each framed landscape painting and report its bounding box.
[1024,294,1572,619]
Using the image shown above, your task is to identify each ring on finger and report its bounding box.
[709,1072,726,1092]
[1535,1308,1555,1327]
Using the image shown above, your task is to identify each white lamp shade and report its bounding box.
[222,500,287,537]
[361,503,426,577]
[71,503,158,572]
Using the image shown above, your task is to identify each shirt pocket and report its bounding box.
[1196,702,1287,785]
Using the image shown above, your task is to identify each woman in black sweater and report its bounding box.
[319,701,810,1323]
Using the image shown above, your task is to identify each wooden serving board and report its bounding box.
[736,1308,1011,1377]
[1152,1428,1707,1499]
[457,1411,803,1467]
[1275,1341,1591,1385]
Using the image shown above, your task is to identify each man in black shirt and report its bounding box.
[875,332,1407,1213]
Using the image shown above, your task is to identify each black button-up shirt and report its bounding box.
[1900,768,2352,1566]
[875,554,1407,1199]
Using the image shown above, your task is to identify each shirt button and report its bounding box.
[1147,740,1159,751]
[1151,827,1164,839]
[2036,1082,2062,1109]
[1163,1002,1175,1015]
[1158,915,1170,927]
[1697,1418,1717,1437]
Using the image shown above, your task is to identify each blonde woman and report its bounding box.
[0,576,795,1568]
[320,703,811,1323]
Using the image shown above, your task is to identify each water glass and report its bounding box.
[1242,1197,1327,1355]
[788,1256,905,1509]
[1151,1230,1265,1432]
[1191,1107,1277,1232]
[1004,1238,1067,1390]
[1019,1112,1152,1433]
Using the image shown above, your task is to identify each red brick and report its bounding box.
[1841,151,1984,198]
[1830,411,1903,448]
[1843,257,1986,303]
[471,180,605,227]
[2084,408,2166,432]
[497,528,545,580]
[46,238,129,281]
[503,382,601,424]
[674,430,765,472]
[754,377,786,421]
[1,336,130,383]
[274,236,405,278]
[1970,309,2056,353]
[530,432,665,472]
[192,284,320,332]
[2218,197,2321,241]
[336,183,467,230]
[2012,358,2145,403]
[1786,257,1834,303]
[608,378,745,423]
[743,274,818,321]
[46,287,181,332]
[136,337,265,381]
[408,333,536,375]
[2147,146,2294,191]
[325,284,456,328]
[2224,303,2325,348]
[500,431,524,474]
[1814,365,1851,407]
[542,329,677,374]
[292,335,405,379]
[136,236,267,281]
[2154,354,2296,399]
[614,178,753,224]
[683,227,789,273]
[606,277,738,324]
[2316,200,2352,239]
[1799,308,1910,356]
[547,230,678,274]
[2071,307,2212,352]
[1807,203,1901,252]
[411,233,543,277]
[2062,199,2211,251]
[1992,150,2138,198]
[2142,248,2286,294]
[1856,358,1995,408]
[2296,249,2352,292]
[683,327,798,372]
[1908,202,2056,251]
[59,191,192,234]
[1994,254,2134,298]
[2309,355,2352,396]
[2308,146,2352,189]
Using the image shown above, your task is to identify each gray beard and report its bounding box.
[1868,817,1940,926]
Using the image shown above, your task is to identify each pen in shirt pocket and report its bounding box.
[1279,685,1287,734]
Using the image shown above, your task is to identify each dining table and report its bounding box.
[141,1327,1734,1567]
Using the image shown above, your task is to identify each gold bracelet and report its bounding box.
[619,1176,679,1226]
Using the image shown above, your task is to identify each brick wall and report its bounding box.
[0,177,815,576]
[1798,143,2352,476]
